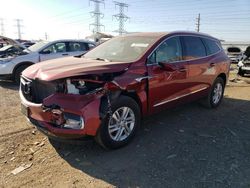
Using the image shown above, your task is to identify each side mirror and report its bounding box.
[40,50,51,54]
[158,62,177,72]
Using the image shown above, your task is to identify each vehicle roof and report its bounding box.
[46,39,96,44]
[123,31,219,41]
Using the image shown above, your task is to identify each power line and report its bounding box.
[14,19,24,39]
[112,1,130,35]
[89,0,105,34]
[0,18,4,36]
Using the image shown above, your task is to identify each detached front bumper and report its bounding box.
[20,89,102,139]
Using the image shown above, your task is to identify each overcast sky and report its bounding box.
[0,0,249,41]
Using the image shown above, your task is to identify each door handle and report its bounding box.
[62,53,69,56]
[210,63,215,67]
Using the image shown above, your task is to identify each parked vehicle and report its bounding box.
[226,46,242,63]
[0,36,96,83]
[22,42,36,48]
[20,31,230,149]
[238,46,250,76]
[0,44,26,58]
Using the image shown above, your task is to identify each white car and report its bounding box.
[0,36,96,83]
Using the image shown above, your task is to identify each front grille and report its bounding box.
[21,76,57,103]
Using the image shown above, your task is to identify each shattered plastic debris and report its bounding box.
[11,163,33,175]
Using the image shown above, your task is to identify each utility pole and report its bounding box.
[113,1,129,35]
[14,19,23,39]
[196,13,200,32]
[45,32,48,40]
[89,0,105,37]
[0,18,4,36]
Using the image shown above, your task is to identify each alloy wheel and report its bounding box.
[108,107,135,141]
[212,82,223,104]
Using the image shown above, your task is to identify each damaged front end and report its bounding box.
[20,68,147,139]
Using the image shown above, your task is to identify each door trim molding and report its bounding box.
[153,86,208,107]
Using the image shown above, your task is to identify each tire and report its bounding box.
[13,65,30,84]
[95,96,141,149]
[238,67,245,77]
[202,77,225,108]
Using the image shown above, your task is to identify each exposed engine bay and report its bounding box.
[0,45,28,58]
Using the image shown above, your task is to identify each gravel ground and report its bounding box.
[0,66,250,188]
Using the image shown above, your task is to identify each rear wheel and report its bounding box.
[13,65,30,84]
[238,67,245,77]
[202,77,225,108]
[95,96,141,149]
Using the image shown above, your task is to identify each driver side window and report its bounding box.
[42,42,66,54]
[148,37,182,64]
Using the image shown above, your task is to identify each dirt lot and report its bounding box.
[0,67,250,188]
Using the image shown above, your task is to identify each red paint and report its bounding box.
[20,31,230,139]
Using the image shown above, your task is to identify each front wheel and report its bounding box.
[95,96,141,149]
[202,77,225,108]
[13,65,30,84]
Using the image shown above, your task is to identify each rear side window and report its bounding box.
[88,43,96,49]
[68,42,87,52]
[202,38,221,55]
[181,36,206,60]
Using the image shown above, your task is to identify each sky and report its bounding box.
[0,0,249,42]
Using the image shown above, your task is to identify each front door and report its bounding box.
[39,42,67,62]
[147,36,189,113]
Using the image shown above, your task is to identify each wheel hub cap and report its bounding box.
[212,83,223,104]
[108,107,135,141]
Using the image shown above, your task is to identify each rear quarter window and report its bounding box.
[202,38,221,55]
[181,36,206,60]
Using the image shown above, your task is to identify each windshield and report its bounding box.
[84,36,159,62]
[28,41,49,52]
[0,45,12,51]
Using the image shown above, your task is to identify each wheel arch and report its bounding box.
[13,61,34,75]
[217,73,227,85]
[120,91,143,115]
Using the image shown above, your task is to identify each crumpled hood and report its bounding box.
[22,56,131,81]
[0,35,28,50]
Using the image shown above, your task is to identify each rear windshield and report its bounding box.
[227,47,241,53]
[84,36,159,62]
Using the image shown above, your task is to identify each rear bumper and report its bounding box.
[20,89,103,138]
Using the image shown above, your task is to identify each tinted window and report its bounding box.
[68,42,87,52]
[203,38,221,55]
[148,37,182,64]
[42,42,66,54]
[182,36,206,60]
[227,47,241,53]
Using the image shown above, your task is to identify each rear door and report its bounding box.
[180,36,210,93]
[39,42,67,61]
[147,36,189,113]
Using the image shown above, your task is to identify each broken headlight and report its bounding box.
[66,78,104,95]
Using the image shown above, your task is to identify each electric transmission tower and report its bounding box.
[196,13,201,32]
[0,18,4,36]
[14,19,24,39]
[89,0,105,34]
[113,1,129,35]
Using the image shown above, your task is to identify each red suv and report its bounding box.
[20,31,230,149]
